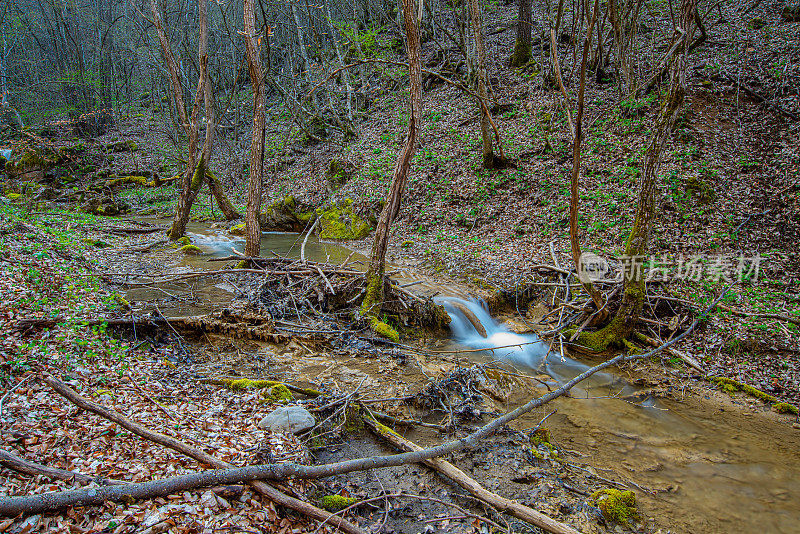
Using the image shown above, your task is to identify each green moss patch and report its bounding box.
[370,317,399,342]
[317,199,372,240]
[262,383,294,403]
[773,402,799,415]
[710,377,778,403]
[591,488,638,524]
[178,244,203,255]
[230,223,246,236]
[318,495,358,512]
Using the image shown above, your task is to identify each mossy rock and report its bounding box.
[318,495,358,512]
[262,383,294,403]
[260,195,316,232]
[175,236,192,247]
[591,488,638,524]
[179,244,203,255]
[316,199,372,240]
[229,223,246,236]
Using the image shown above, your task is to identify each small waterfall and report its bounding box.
[437,297,551,370]
[437,297,614,386]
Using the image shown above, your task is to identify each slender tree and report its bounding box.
[569,0,606,314]
[468,0,502,169]
[577,0,698,350]
[361,0,422,333]
[242,0,267,258]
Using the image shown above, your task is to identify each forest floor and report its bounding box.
[12,0,796,403]
[2,0,800,532]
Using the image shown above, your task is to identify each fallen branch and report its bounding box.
[40,377,365,534]
[0,448,124,486]
[3,298,722,519]
[721,70,799,120]
[634,332,705,373]
[717,304,800,327]
[362,416,579,534]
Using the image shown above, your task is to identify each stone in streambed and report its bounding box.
[258,405,315,434]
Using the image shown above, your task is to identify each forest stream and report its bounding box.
[120,221,800,534]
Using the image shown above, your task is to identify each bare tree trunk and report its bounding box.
[361,0,422,325]
[569,0,606,315]
[243,0,266,259]
[511,0,532,66]
[325,0,354,125]
[468,0,497,169]
[577,0,696,351]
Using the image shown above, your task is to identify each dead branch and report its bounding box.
[0,448,124,486]
[362,416,579,534]
[634,332,705,372]
[41,377,365,534]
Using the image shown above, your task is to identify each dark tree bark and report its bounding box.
[577,0,697,351]
[510,0,532,67]
[361,0,422,330]
[242,0,267,259]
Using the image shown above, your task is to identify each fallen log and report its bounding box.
[41,377,365,534]
[101,312,290,342]
[362,415,580,534]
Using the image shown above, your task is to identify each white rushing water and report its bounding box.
[436,297,619,387]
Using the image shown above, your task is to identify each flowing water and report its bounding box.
[436,297,800,534]
[128,223,800,533]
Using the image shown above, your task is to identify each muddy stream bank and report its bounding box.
[112,221,800,534]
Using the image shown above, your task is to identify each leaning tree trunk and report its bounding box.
[577,0,697,351]
[468,0,496,169]
[510,0,532,66]
[361,0,422,330]
[569,0,607,315]
[208,171,241,221]
[153,0,215,241]
[242,0,267,259]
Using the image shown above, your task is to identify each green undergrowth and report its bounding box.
[0,203,135,380]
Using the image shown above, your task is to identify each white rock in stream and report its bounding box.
[258,406,315,434]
